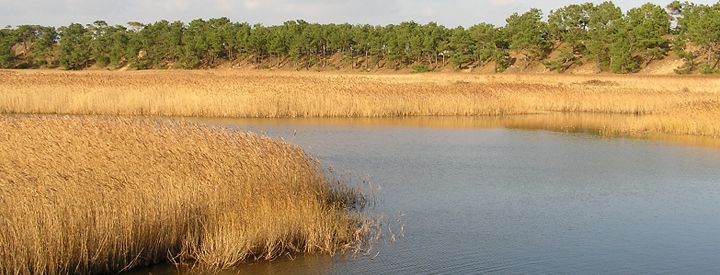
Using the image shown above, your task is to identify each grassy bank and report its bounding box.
[0,116,369,274]
[1,70,720,137]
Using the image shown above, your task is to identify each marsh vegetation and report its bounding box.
[0,116,371,274]
[1,70,719,273]
[1,70,719,137]
[2,1,720,274]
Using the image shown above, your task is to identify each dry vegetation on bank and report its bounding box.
[0,116,370,274]
[1,70,720,137]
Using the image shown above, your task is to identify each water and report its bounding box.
[135,116,720,274]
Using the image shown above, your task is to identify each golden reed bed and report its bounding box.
[1,70,719,137]
[0,116,369,274]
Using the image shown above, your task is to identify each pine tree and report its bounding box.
[58,23,91,70]
[504,8,551,69]
[587,2,623,71]
[0,28,16,68]
[626,3,671,65]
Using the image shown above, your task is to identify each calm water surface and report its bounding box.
[137,116,720,274]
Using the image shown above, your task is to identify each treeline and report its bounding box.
[1,1,720,73]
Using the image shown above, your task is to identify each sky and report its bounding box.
[1,0,718,28]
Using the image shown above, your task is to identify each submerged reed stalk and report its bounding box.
[0,115,368,274]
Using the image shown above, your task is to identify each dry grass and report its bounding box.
[1,70,720,137]
[0,115,371,274]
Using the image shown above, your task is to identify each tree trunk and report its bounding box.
[365,50,369,70]
[305,59,309,70]
[351,49,355,69]
[322,43,327,68]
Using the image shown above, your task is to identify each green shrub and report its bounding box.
[412,64,432,73]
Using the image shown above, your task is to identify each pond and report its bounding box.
[133,115,720,274]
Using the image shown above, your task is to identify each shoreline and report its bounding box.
[1,70,719,138]
[0,115,370,274]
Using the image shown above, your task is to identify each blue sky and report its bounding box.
[1,0,718,27]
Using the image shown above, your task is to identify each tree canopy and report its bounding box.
[1,1,719,74]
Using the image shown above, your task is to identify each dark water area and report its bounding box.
[133,116,720,274]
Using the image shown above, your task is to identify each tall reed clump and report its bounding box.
[0,115,370,274]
